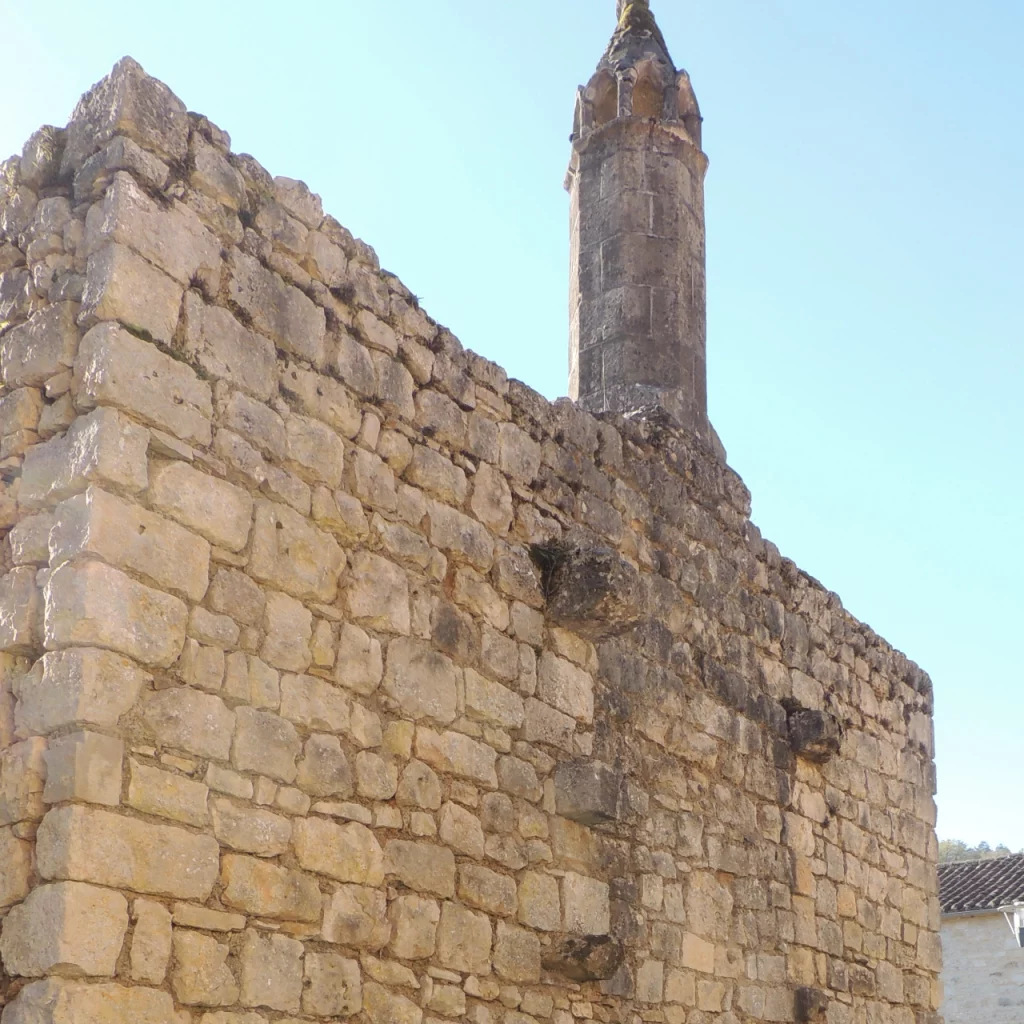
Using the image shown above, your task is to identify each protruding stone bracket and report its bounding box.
[542,935,625,982]
[553,759,626,825]
[786,706,842,764]
[794,986,829,1022]
[532,541,643,641]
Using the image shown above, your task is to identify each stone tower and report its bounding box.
[567,0,710,440]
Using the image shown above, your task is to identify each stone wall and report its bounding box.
[940,914,1024,1023]
[0,58,942,1024]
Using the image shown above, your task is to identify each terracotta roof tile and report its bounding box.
[939,854,1024,914]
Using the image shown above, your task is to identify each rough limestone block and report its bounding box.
[19,407,149,509]
[363,981,423,1024]
[0,566,42,653]
[0,826,33,908]
[1,303,78,387]
[415,727,498,787]
[171,929,239,1007]
[303,951,362,1016]
[322,884,389,949]
[210,798,291,857]
[227,249,326,365]
[2,978,183,1024]
[219,854,322,922]
[148,460,254,553]
[248,499,344,602]
[293,818,384,885]
[75,322,212,445]
[459,864,517,917]
[440,803,485,860]
[541,935,625,983]
[73,135,171,203]
[239,929,303,1012]
[517,871,561,932]
[382,638,459,725]
[493,921,542,983]
[231,707,300,783]
[788,707,842,763]
[140,688,235,761]
[37,804,220,900]
[0,737,47,826]
[464,670,525,730]
[61,56,189,173]
[84,172,220,285]
[345,551,410,634]
[553,758,624,825]
[50,487,211,602]
[0,881,129,978]
[261,591,312,672]
[127,759,211,827]
[334,622,383,695]
[80,243,183,345]
[562,872,611,935]
[285,413,345,488]
[542,542,643,640]
[537,652,594,724]
[436,902,492,974]
[130,899,172,984]
[384,840,456,898]
[42,730,124,807]
[9,511,55,566]
[181,294,277,402]
[44,561,188,668]
[387,894,440,959]
[0,387,43,437]
[14,648,147,737]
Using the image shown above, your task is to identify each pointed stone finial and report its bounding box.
[604,0,671,69]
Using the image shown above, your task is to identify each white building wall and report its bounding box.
[942,913,1024,1023]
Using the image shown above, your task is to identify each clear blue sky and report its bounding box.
[3,1,1022,848]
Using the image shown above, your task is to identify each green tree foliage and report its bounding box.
[939,839,1020,862]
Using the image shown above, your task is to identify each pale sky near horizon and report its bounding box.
[2,1,1022,849]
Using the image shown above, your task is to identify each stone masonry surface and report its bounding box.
[0,56,941,1024]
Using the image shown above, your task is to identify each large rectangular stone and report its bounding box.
[37,804,220,900]
[148,459,254,553]
[50,487,210,602]
[227,249,326,365]
[140,688,235,761]
[0,302,79,387]
[14,648,148,737]
[84,172,220,285]
[128,759,211,827]
[0,567,42,653]
[415,727,498,787]
[80,242,184,345]
[19,407,149,509]
[220,854,322,922]
[75,322,212,445]
[0,826,32,909]
[44,561,188,667]
[3,978,183,1024]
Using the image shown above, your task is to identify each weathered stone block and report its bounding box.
[280,673,350,733]
[211,797,291,857]
[227,249,326,364]
[335,622,384,695]
[323,884,390,948]
[80,243,183,345]
[0,567,42,653]
[541,543,643,640]
[50,487,211,602]
[15,648,147,736]
[415,726,498,787]
[149,460,254,552]
[384,839,456,897]
[62,57,189,173]
[387,894,440,959]
[130,899,172,984]
[493,921,541,983]
[345,551,410,633]
[285,412,345,488]
[42,730,123,807]
[172,929,239,1007]
[76,322,212,444]
[239,929,302,1012]
[553,758,625,825]
[45,561,188,667]
[363,981,423,1024]
[542,935,625,982]
[9,511,54,566]
[293,818,384,885]
[2,978,183,1024]
[73,135,171,202]
[0,826,32,908]
[788,707,842,763]
[427,503,495,571]
[0,881,128,979]
[436,901,492,974]
[464,669,524,729]
[140,687,234,761]
[537,652,594,723]
[439,802,485,859]
[249,499,344,602]
[304,951,362,1016]
[220,854,321,922]
[260,591,312,671]
[296,733,353,798]
[562,872,610,935]
[518,870,561,931]
[84,173,220,285]
[0,737,47,826]
[20,407,149,509]
[232,707,300,783]
[37,804,220,900]
[459,864,517,916]
[383,638,459,724]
